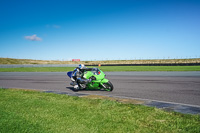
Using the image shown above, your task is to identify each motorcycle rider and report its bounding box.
[70,64,84,83]
[70,64,87,90]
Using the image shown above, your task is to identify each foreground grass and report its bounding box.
[0,89,200,133]
[0,66,200,72]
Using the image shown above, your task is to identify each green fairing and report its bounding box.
[100,78,109,83]
[83,71,93,79]
[80,68,113,91]
[83,69,105,81]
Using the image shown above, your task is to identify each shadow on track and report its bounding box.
[66,87,108,92]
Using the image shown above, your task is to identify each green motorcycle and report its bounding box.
[67,68,113,91]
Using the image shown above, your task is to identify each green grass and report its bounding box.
[0,67,74,72]
[0,89,199,133]
[0,66,200,72]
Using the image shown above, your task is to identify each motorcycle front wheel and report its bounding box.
[103,81,114,91]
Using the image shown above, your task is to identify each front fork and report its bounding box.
[100,78,109,89]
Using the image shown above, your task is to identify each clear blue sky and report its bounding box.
[0,0,200,61]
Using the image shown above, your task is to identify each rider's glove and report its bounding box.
[71,77,75,82]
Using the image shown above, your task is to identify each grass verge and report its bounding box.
[0,66,200,72]
[0,88,200,133]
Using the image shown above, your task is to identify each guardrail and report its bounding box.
[87,63,200,66]
[0,64,79,68]
[0,63,199,68]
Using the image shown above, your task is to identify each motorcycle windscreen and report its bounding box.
[67,71,73,78]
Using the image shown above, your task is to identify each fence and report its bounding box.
[0,63,199,68]
[87,63,200,66]
[0,64,79,68]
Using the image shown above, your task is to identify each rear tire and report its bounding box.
[73,85,79,92]
[103,81,114,91]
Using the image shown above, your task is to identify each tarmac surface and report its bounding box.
[0,72,200,114]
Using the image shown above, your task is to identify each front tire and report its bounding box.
[103,81,114,91]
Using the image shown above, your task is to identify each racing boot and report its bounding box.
[73,85,79,91]
[70,81,77,86]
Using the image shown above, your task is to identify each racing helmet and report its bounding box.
[78,64,85,69]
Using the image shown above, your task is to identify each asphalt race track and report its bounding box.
[0,72,200,107]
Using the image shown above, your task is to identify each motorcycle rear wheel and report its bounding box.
[103,81,114,91]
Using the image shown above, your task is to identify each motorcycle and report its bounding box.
[67,67,113,91]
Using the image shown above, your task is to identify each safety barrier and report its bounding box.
[87,63,200,66]
[0,63,199,68]
[0,64,79,68]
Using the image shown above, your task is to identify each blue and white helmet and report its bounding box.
[78,64,85,69]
